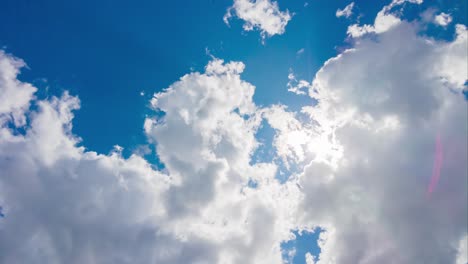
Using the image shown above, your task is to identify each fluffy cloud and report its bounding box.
[144,59,306,263]
[0,51,183,263]
[0,53,301,264]
[224,0,291,39]
[347,0,423,37]
[290,20,467,264]
[336,2,355,19]
[0,2,467,263]
[0,51,36,126]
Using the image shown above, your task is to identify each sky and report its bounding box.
[0,0,467,263]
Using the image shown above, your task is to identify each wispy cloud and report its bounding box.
[336,2,355,18]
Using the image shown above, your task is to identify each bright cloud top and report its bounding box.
[224,0,291,39]
[0,2,467,264]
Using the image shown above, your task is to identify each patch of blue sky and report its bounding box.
[246,178,258,189]
[250,119,286,183]
[281,228,323,264]
[251,119,276,165]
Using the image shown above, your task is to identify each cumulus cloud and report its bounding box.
[224,0,291,39]
[144,61,304,264]
[0,1,467,263]
[347,0,423,37]
[289,21,467,264]
[336,2,355,19]
[0,52,178,263]
[0,53,303,264]
[0,50,36,126]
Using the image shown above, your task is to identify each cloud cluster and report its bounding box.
[0,52,303,264]
[224,0,291,39]
[0,2,467,263]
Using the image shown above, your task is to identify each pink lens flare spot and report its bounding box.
[427,134,443,197]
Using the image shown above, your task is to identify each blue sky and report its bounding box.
[1,0,464,157]
[0,1,467,263]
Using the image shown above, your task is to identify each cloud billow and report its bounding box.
[224,0,291,40]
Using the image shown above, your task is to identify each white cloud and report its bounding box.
[287,72,309,95]
[305,252,317,264]
[347,0,423,37]
[283,247,296,264]
[336,2,355,19]
[293,20,467,264]
[0,54,302,264]
[0,2,467,263]
[224,0,291,39]
[263,104,311,166]
[0,51,36,126]
[144,60,304,263]
[434,12,453,27]
[457,235,468,264]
